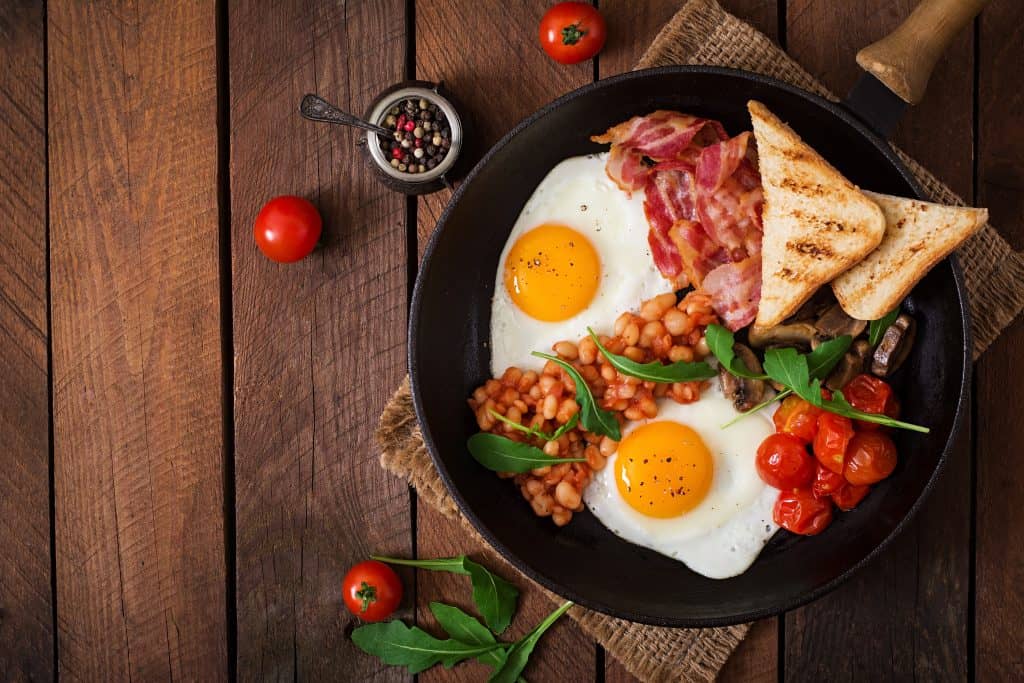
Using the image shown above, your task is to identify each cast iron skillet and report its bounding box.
[409,4,979,624]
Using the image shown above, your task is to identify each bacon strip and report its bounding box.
[702,255,762,331]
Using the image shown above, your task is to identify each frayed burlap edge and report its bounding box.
[377,1,1024,681]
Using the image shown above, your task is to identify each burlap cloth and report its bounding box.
[376,1,1024,680]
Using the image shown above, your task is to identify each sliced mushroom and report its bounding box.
[788,288,836,323]
[719,343,767,411]
[814,303,868,340]
[872,314,916,377]
[825,340,872,390]
[747,322,818,349]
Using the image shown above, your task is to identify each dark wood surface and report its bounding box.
[1,0,1021,680]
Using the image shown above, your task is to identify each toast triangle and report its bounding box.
[832,192,988,320]
[748,101,885,328]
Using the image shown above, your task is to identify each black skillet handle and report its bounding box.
[856,0,988,105]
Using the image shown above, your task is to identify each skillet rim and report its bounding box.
[408,64,971,627]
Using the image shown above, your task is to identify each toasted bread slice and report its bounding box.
[832,192,988,320]
[748,101,886,328]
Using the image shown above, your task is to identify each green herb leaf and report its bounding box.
[488,409,578,442]
[466,433,586,474]
[806,335,853,379]
[351,620,505,674]
[532,352,621,440]
[762,347,819,404]
[869,307,900,346]
[826,390,930,433]
[372,555,520,635]
[488,601,574,683]
[586,328,717,383]
[705,324,769,380]
[429,602,508,669]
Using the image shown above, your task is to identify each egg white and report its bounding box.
[584,384,780,579]
[489,153,670,375]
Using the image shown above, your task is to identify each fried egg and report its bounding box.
[584,384,779,579]
[489,153,669,375]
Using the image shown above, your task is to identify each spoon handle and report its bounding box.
[299,94,391,136]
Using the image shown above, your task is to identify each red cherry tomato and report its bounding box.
[342,560,403,622]
[813,412,855,474]
[772,396,823,443]
[811,464,846,499]
[539,2,607,64]
[756,433,815,489]
[254,195,322,263]
[833,483,871,511]
[773,488,834,535]
[843,374,899,431]
[843,431,898,486]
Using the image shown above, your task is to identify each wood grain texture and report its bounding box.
[0,0,53,678]
[413,1,594,680]
[229,0,410,679]
[785,1,972,679]
[975,1,1024,678]
[47,1,227,679]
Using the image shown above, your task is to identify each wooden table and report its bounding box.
[3,0,1021,680]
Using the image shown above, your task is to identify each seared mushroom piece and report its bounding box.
[747,322,818,349]
[872,314,916,377]
[825,340,872,390]
[789,288,836,322]
[719,343,767,411]
[814,303,868,340]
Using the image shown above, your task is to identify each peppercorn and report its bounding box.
[413,147,425,159]
[413,126,424,138]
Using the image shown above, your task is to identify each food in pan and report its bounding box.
[464,101,986,578]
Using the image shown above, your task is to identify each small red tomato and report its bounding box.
[833,483,871,511]
[811,464,846,499]
[254,195,322,263]
[342,560,403,622]
[843,431,898,486]
[774,488,834,535]
[844,374,898,430]
[539,2,607,64]
[813,412,855,474]
[756,433,815,489]
[772,396,823,444]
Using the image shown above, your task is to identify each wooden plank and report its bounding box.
[0,0,53,678]
[599,1,779,678]
[413,1,594,680]
[229,0,410,679]
[47,1,227,679]
[975,1,1024,678]
[784,2,973,679]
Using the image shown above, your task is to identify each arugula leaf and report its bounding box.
[467,433,586,474]
[763,347,819,404]
[488,410,579,442]
[869,307,900,346]
[532,352,621,440]
[372,555,520,634]
[705,324,769,380]
[827,390,930,433]
[806,335,853,379]
[586,328,717,383]
[488,601,574,683]
[351,620,505,674]
[429,603,508,669]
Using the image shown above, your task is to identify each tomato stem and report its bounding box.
[561,22,586,45]
[355,581,377,613]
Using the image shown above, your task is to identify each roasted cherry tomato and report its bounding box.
[756,433,815,489]
[254,195,322,263]
[833,483,871,511]
[844,374,898,431]
[773,488,834,535]
[772,396,823,443]
[539,2,607,64]
[811,464,846,499]
[843,431,898,486]
[342,560,403,622]
[813,413,855,474]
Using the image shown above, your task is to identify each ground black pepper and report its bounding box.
[379,97,451,174]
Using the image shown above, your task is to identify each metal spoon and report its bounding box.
[299,94,391,137]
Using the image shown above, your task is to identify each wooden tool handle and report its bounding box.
[856,0,988,104]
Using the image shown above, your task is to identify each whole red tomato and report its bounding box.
[774,488,834,535]
[342,560,403,622]
[833,483,871,511]
[813,412,855,474]
[811,464,845,499]
[755,433,815,489]
[844,431,898,486]
[254,195,322,263]
[844,374,898,431]
[772,396,822,443]
[539,2,607,64]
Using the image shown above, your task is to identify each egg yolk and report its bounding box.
[615,421,714,518]
[503,223,600,322]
